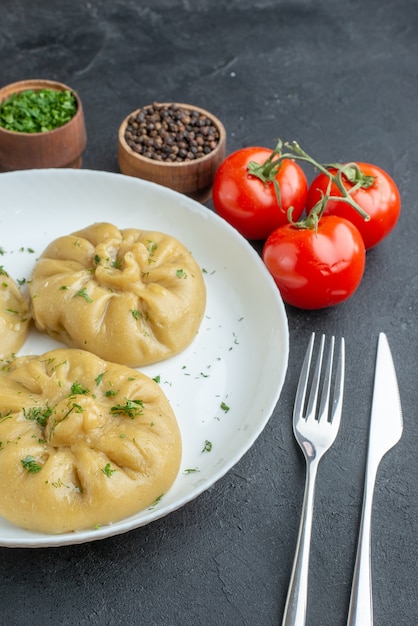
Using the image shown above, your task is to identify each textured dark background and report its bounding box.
[1,1,417,624]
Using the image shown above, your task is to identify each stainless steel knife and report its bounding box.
[347,332,403,626]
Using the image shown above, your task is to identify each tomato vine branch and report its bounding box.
[247,139,372,229]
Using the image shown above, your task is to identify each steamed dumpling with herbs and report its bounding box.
[29,222,206,366]
[0,347,182,534]
[0,266,30,359]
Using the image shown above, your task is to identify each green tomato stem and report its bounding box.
[247,139,372,228]
[282,141,372,222]
[246,142,286,212]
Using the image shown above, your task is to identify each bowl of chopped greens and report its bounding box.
[0,79,87,171]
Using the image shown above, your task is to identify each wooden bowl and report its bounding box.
[118,102,226,203]
[0,79,87,171]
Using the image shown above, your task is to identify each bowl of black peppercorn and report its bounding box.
[118,102,226,203]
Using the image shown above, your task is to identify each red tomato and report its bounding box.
[212,147,308,240]
[262,216,366,309]
[306,163,401,249]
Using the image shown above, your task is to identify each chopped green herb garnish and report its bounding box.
[23,405,53,428]
[176,269,187,279]
[147,240,157,255]
[101,463,116,478]
[70,381,89,395]
[0,410,13,423]
[202,440,213,453]
[95,372,106,385]
[110,399,144,418]
[48,402,83,441]
[74,287,93,302]
[0,88,77,133]
[21,455,42,473]
[148,493,164,509]
[220,401,230,413]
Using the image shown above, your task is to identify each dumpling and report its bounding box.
[0,347,182,534]
[29,222,206,366]
[0,266,30,360]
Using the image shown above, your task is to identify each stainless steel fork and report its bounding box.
[282,333,345,626]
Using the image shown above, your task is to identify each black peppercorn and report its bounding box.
[124,103,220,162]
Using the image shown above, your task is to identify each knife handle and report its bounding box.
[347,463,377,626]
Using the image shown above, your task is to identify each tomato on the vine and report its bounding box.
[262,216,366,309]
[306,162,401,250]
[212,146,308,240]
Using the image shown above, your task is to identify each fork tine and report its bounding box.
[317,335,334,423]
[293,332,315,421]
[305,334,325,421]
[330,337,345,424]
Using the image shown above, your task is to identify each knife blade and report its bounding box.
[347,332,403,626]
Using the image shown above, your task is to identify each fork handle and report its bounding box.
[282,458,319,626]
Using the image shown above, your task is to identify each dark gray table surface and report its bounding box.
[1,1,417,624]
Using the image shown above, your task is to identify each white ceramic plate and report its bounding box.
[0,169,288,547]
